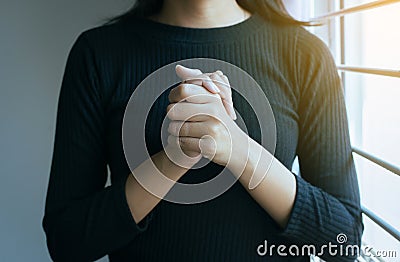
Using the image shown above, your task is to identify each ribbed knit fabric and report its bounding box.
[43,14,363,262]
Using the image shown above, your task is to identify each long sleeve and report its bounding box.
[43,15,365,261]
[280,32,364,261]
[42,33,148,261]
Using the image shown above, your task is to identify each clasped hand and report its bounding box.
[166,65,248,169]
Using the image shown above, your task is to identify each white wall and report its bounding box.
[0,1,132,261]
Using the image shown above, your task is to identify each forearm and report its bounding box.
[229,138,362,261]
[43,176,147,261]
[229,138,296,228]
[125,150,191,223]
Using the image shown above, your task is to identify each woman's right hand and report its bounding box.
[165,65,236,167]
[175,65,236,120]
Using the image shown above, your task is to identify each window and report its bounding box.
[286,0,400,260]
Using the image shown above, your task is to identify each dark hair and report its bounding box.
[105,0,312,26]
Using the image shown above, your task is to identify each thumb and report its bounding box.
[175,65,203,81]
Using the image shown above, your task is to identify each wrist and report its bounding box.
[155,150,190,181]
[226,128,253,176]
[228,135,272,186]
[238,140,275,189]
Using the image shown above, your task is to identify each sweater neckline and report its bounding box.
[125,13,264,43]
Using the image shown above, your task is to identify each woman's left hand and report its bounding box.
[167,71,248,169]
[168,67,297,228]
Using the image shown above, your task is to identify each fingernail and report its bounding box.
[232,110,237,120]
[229,106,237,120]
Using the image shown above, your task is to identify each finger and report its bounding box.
[168,135,201,154]
[182,78,203,87]
[168,84,220,103]
[201,77,220,94]
[209,73,231,97]
[222,100,237,120]
[179,137,201,155]
[209,73,237,120]
[199,135,217,160]
[176,65,209,90]
[176,65,221,93]
[210,73,233,105]
[216,70,224,76]
[167,135,200,157]
[168,121,209,138]
[209,73,232,103]
[220,74,229,85]
[175,65,203,80]
[185,75,220,94]
[167,103,215,121]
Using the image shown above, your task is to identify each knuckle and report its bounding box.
[178,138,185,149]
[179,122,188,136]
[167,104,179,119]
[166,104,173,113]
[179,137,191,148]
[178,84,188,98]
[179,137,187,145]
[209,124,219,136]
[168,122,174,134]
[209,73,218,80]
[200,139,215,156]
[167,135,178,146]
[202,75,212,83]
[168,122,178,135]
[221,76,230,87]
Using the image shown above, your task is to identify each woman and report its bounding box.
[43,0,363,261]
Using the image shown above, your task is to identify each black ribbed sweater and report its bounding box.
[43,14,363,262]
